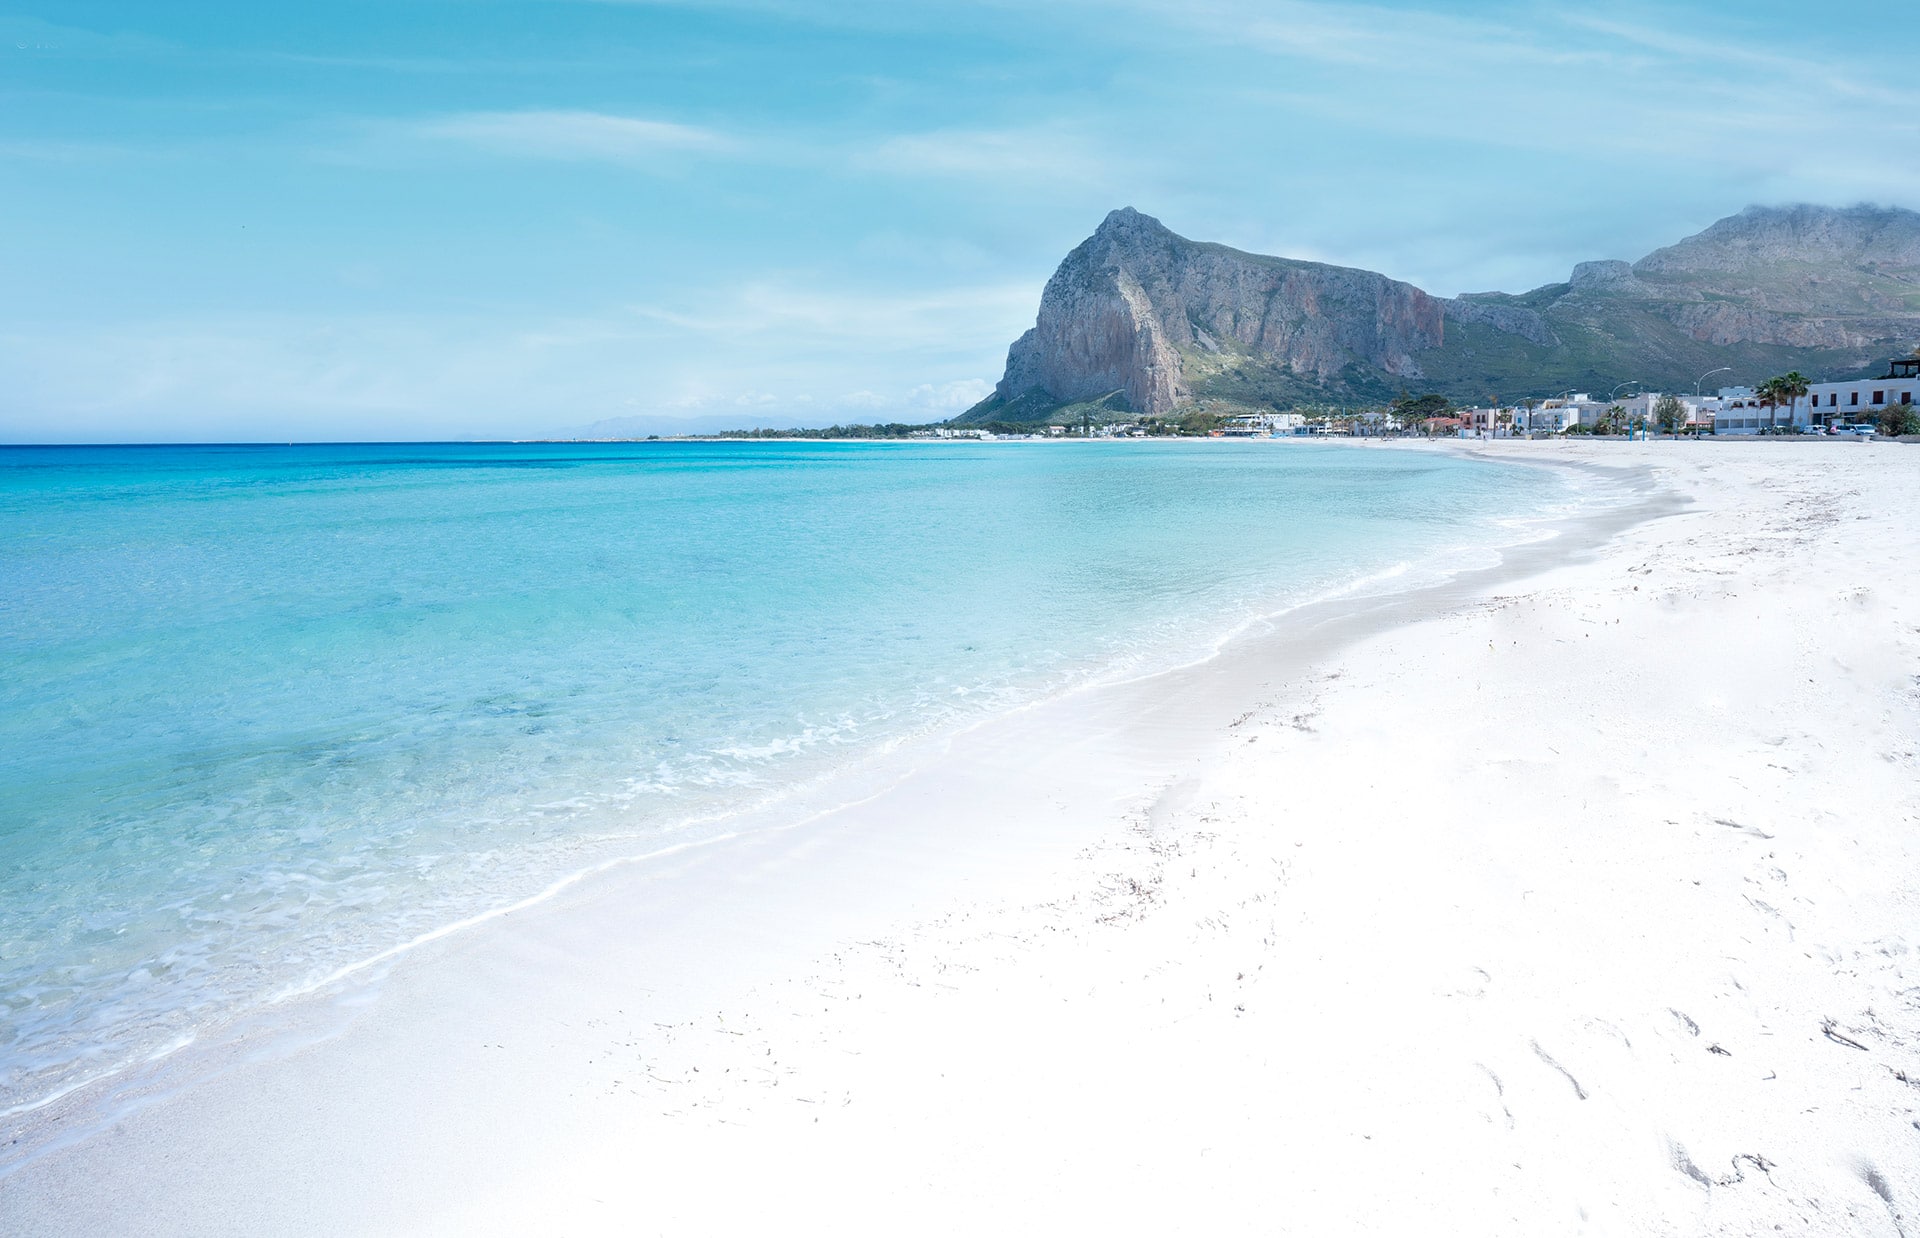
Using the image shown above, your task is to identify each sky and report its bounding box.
[3,0,1916,442]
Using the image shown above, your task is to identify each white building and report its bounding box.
[1565,394,1651,432]
[1713,404,1795,433]
[1522,400,1582,433]
[1617,392,1666,425]
[1221,412,1306,436]
[1711,388,1805,434]
[1451,403,1571,435]
[1571,401,1618,430]
[1455,406,1511,436]
[1807,358,1919,427]
[1707,361,1920,433]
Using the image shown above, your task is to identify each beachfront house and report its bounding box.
[1219,412,1306,436]
[1711,386,1807,434]
[1706,360,1920,433]
[1456,406,1511,436]
[1573,401,1619,431]
[1806,358,1920,428]
[1613,392,1659,427]
[1523,398,1588,434]
[1696,401,1727,430]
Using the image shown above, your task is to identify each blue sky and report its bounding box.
[4,0,1915,441]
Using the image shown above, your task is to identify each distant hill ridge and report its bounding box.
[959,204,1920,423]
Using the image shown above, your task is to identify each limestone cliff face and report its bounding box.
[1667,302,1888,350]
[1625,204,1920,349]
[993,208,1444,416]
[1442,297,1556,347]
[1634,204,1920,285]
[969,204,1920,422]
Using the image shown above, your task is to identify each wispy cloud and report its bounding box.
[406,109,737,163]
[1101,1,1920,248]
[0,15,177,59]
[369,110,1123,194]
[9,0,1917,442]
[861,126,1110,182]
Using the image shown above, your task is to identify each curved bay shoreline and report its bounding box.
[9,440,1919,1236]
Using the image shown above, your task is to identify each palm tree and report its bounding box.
[1756,377,1783,431]
[1778,371,1810,430]
[1756,372,1811,431]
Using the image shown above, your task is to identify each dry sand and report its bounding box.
[5,440,1918,1236]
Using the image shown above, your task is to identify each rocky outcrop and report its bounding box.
[989,208,1445,417]
[1635,204,1920,282]
[1668,303,1869,350]
[1443,298,1557,347]
[1626,206,1920,346]
[996,216,1185,414]
[966,204,1920,421]
[1568,260,1653,297]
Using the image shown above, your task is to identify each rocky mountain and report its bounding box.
[959,204,1920,423]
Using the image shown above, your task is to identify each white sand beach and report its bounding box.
[6,440,1919,1236]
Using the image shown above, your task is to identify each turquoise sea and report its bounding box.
[1,440,1584,1115]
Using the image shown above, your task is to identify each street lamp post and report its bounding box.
[1607,380,1642,438]
[1690,367,1733,437]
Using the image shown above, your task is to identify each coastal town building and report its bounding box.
[1524,396,1593,434]
[1713,391,1809,433]
[1806,358,1919,428]
[1455,406,1509,436]
[1220,412,1305,436]
[1446,403,1578,436]
[1706,360,1919,433]
[1612,392,1664,426]
[1688,389,1753,432]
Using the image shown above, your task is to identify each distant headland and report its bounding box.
[955,203,1920,432]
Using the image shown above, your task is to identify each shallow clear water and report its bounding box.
[0,439,1579,1110]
